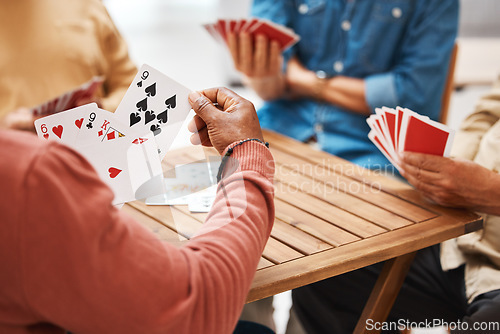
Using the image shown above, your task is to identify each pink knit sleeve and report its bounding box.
[21,141,274,334]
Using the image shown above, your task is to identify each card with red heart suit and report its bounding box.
[75,133,164,205]
[34,103,98,148]
[367,106,455,171]
[30,76,104,117]
[203,17,300,51]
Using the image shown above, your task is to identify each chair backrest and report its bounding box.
[439,43,458,124]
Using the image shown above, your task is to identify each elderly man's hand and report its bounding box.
[399,152,500,215]
[187,87,264,155]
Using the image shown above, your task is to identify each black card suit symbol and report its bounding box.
[137,81,143,88]
[136,98,148,112]
[165,95,176,109]
[150,124,162,136]
[157,109,168,124]
[145,83,156,97]
[145,110,156,124]
[130,112,141,126]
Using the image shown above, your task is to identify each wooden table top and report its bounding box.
[125,130,482,303]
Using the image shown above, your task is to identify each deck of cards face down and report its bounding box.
[204,18,300,51]
[367,107,455,170]
[30,76,104,117]
[34,64,194,206]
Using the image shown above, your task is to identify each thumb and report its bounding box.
[188,91,217,122]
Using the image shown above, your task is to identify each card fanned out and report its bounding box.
[367,107,455,170]
[204,18,300,51]
[34,64,194,206]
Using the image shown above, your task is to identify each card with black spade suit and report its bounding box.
[114,64,192,160]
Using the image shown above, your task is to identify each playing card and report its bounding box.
[399,113,455,157]
[146,159,219,206]
[188,186,217,213]
[75,108,128,146]
[248,19,300,50]
[31,76,104,117]
[114,64,192,160]
[75,134,164,205]
[368,130,401,169]
[34,103,97,147]
[367,106,455,169]
[204,18,300,51]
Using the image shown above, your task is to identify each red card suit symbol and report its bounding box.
[108,167,122,178]
[43,133,49,140]
[107,131,116,140]
[132,137,148,144]
[52,125,63,139]
[75,118,84,129]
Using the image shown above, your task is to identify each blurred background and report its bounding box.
[103,0,500,332]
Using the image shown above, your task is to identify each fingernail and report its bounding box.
[188,91,202,104]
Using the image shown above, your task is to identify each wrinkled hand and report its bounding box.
[400,152,500,214]
[0,107,36,132]
[227,32,282,78]
[187,87,264,155]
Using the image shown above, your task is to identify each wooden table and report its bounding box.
[125,130,482,334]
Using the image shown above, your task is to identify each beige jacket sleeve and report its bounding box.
[452,75,500,159]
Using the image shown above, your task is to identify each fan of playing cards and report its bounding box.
[204,18,300,51]
[367,107,455,170]
[30,76,104,117]
[34,64,193,205]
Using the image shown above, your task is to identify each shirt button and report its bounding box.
[341,20,351,31]
[392,7,402,18]
[316,70,327,79]
[333,61,344,73]
[298,4,309,14]
[315,123,323,132]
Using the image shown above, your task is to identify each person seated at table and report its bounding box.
[229,1,458,332]
[0,88,276,334]
[0,0,137,131]
[228,0,458,170]
[292,76,500,334]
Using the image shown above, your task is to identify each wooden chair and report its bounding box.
[439,43,459,124]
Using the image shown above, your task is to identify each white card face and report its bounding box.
[114,64,192,160]
[188,186,217,213]
[145,160,220,206]
[34,103,98,147]
[75,134,164,205]
[75,108,129,146]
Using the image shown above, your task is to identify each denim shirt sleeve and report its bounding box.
[365,0,458,120]
[251,0,296,68]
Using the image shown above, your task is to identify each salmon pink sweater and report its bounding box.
[0,130,275,334]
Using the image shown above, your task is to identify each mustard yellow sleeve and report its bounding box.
[93,0,137,112]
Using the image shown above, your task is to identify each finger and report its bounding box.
[253,34,268,77]
[227,32,239,69]
[268,40,282,75]
[403,166,443,195]
[190,127,212,146]
[194,87,247,113]
[399,158,442,184]
[239,32,253,75]
[187,115,206,133]
[400,152,449,173]
[188,91,220,121]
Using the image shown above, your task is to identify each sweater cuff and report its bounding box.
[220,140,275,183]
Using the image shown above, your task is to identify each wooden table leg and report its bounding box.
[353,251,417,334]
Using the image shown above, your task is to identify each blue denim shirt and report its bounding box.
[252,0,458,169]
